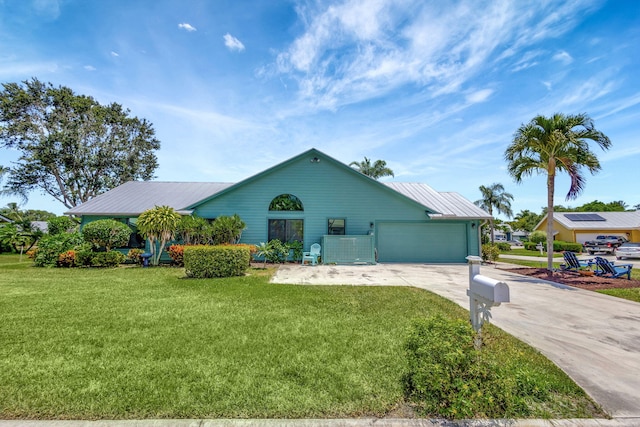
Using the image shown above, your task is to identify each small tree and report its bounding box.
[176,215,212,245]
[47,216,78,235]
[136,206,181,265]
[81,219,132,251]
[0,223,29,261]
[211,214,246,245]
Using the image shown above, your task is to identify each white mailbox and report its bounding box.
[465,256,510,332]
[469,274,510,304]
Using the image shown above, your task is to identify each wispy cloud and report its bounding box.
[110,51,119,57]
[223,33,245,52]
[84,65,96,71]
[465,89,493,104]
[178,23,197,32]
[274,0,596,112]
[552,50,573,64]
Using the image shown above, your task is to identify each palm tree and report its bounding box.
[137,205,182,265]
[505,113,611,272]
[474,183,514,244]
[349,157,394,179]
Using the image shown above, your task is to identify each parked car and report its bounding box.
[508,239,524,246]
[615,242,640,260]
[583,235,628,255]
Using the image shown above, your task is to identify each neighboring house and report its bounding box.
[66,148,491,263]
[534,211,640,244]
[30,221,49,234]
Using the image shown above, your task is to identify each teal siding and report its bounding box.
[192,153,481,261]
[79,152,482,263]
[193,154,428,251]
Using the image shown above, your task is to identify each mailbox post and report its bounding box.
[465,256,510,332]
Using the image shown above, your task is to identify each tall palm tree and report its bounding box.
[505,113,611,272]
[474,183,514,244]
[349,157,394,180]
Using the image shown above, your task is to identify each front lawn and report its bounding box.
[0,256,603,419]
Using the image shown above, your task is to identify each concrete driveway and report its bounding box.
[273,263,640,419]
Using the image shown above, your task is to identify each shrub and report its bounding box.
[91,251,126,268]
[127,248,144,264]
[287,240,303,261]
[168,244,186,266]
[552,241,582,252]
[529,230,546,244]
[176,215,212,245]
[75,250,95,267]
[481,243,500,262]
[267,239,289,263]
[33,232,84,267]
[47,216,77,235]
[496,242,511,252]
[82,219,132,251]
[57,250,76,267]
[403,315,539,419]
[211,214,246,245]
[184,245,250,278]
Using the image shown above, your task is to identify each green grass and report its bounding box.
[0,256,604,419]
[597,288,640,302]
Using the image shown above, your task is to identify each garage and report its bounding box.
[376,222,468,263]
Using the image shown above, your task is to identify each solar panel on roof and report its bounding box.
[564,213,606,221]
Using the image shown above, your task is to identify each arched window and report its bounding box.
[269,194,304,211]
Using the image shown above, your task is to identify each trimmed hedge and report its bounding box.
[75,250,126,267]
[524,241,583,253]
[184,245,250,278]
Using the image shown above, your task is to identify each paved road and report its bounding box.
[273,263,640,419]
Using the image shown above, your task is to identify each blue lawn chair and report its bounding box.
[593,256,633,280]
[560,251,593,271]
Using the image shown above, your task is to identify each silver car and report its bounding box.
[615,242,640,260]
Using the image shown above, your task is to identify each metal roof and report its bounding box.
[384,182,492,219]
[540,211,640,230]
[66,180,490,220]
[65,181,234,216]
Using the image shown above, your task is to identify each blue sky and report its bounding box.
[1,0,639,218]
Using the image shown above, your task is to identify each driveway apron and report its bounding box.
[273,263,640,418]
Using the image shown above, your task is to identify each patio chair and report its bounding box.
[560,251,593,271]
[593,256,633,280]
[302,243,321,266]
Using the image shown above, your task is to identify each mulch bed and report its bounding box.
[500,267,640,290]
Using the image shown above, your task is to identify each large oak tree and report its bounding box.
[0,78,160,209]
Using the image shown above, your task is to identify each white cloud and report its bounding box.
[552,50,573,64]
[274,0,599,111]
[223,33,245,52]
[110,51,119,57]
[178,23,197,32]
[465,89,493,104]
[84,65,96,71]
